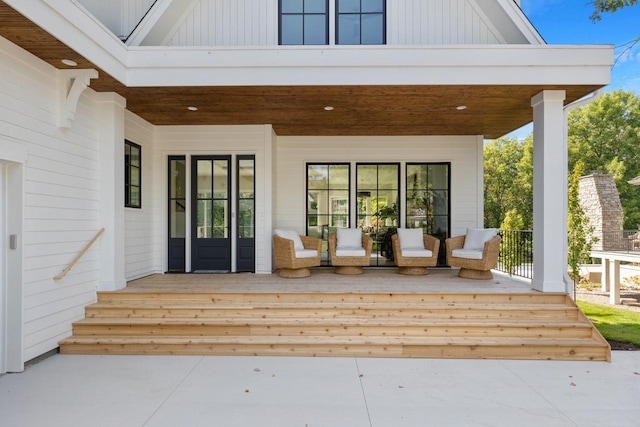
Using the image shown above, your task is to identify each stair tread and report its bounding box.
[60,335,607,346]
[87,301,577,310]
[74,317,591,327]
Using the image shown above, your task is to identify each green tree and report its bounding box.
[590,0,639,21]
[484,137,533,229]
[568,90,640,228]
[568,160,598,284]
[500,209,525,275]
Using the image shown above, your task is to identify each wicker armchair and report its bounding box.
[391,229,440,275]
[273,230,322,278]
[328,229,373,275]
[446,229,501,280]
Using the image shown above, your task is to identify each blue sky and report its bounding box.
[506,0,640,138]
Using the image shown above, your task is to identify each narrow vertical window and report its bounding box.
[280,0,329,45]
[336,0,385,45]
[125,140,141,208]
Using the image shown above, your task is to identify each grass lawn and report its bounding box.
[577,300,640,345]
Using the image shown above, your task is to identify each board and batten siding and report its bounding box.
[153,125,273,274]
[124,111,161,280]
[168,0,277,46]
[273,136,484,238]
[387,0,502,44]
[0,37,101,361]
[166,0,504,46]
[77,0,156,40]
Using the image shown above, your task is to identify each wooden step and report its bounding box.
[59,291,611,362]
[59,335,610,361]
[84,302,580,321]
[96,291,572,305]
[70,317,595,339]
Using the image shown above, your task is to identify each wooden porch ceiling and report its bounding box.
[0,3,602,138]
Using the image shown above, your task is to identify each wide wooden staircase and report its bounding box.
[59,292,610,361]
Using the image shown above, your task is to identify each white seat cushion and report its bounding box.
[402,249,433,258]
[275,229,304,251]
[336,248,366,257]
[295,249,318,259]
[397,228,424,250]
[463,228,498,251]
[452,248,484,260]
[336,228,363,249]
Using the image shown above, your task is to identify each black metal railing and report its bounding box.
[591,230,640,253]
[496,229,533,280]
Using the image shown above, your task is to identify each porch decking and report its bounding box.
[59,269,611,361]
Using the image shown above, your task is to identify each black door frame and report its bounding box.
[190,155,232,272]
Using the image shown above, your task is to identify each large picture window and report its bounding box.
[125,140,141,208]
[336,0,385,45]
[356,163,399,266]
[406,163,450,265]
[306,163,350,263]
[280,0,329,45]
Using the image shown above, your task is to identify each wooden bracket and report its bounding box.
[58,69,99,128]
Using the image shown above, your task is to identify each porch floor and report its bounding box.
[124,267,535,293]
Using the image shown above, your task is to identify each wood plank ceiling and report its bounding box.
[0,2,602,138]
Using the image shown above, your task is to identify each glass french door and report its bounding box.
[191,156,231,272]
[356,163,400,266]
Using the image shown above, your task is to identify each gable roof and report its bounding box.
[0,0,611,137]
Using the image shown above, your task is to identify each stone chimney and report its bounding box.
[578,173,624,251]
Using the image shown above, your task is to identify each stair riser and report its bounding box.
[59,342,609,361]
[71,324,595,338]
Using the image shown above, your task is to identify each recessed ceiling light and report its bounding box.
[61,59,78,67]
[187,106,198,111]
[324,106,334,111]
[456,105,467,111]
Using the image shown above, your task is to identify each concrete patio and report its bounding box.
[0,351,638,427]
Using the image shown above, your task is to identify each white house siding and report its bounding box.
[153,125,273,274]
[168,0,277,46]
[78,0,156,40]
[124,112,161,280]
[387,0,502,45]
[273,136,484,238]
[0,38,101,361]
[165,0,502,47]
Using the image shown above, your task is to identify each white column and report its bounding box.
[531,90,566,293]
[96,92,127,291]
[609,259,621,305]
[601,257,610,292]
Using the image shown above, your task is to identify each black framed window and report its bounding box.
[337,0,385,45]
[356,163,399,266]
[280,0,329,45]
[306,163,350,264]
[125,140,141,208]
[406,163,450,265]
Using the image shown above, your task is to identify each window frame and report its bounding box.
[124,140,142,209]
[306,162,351,264]
[336,0,386,45]
[279,0,330,45]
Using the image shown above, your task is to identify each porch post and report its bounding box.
[531,90,566,293]
[96,92,127,291]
